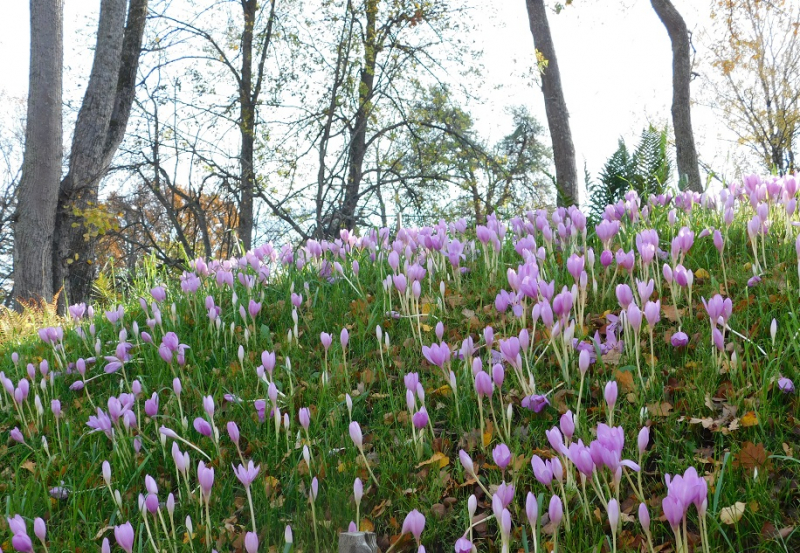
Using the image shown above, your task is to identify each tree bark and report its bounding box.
[525,0,578,206]
[336,0,378,235]
[238,0,257,252]
[651,0,703,192]
[237,0,277,251]
[13,0,63,308]
[52,0,147,307]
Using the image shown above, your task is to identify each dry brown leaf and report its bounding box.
[359,518,375,532]
[647,402,672,417]
[733,442,768,470]
[662,304,684,323]
[615,370,636,393]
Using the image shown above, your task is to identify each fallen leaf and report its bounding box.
[662,305,684,323]
[371,499,391,517]
[741,411,759,427]
[720,502,746,525]
[694,268,711,280]
[21,460,36,474]
[359,518,375,532]
[601,349,621,366]
[647,402,672,417]
[416,452,450,469]
[733,442,768,470]
[615,369,636,393]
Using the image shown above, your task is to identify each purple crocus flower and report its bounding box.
[492,443,511,471]
[521,394,549,412]
[778,377,795,393]
[197,461,215,502]
[193,418,213,437]
[114,522,135,553]
[671,331,689,348]
[402,509,426,545]
[412,407,429,430]
[422,342,450,368]
[233,460,260,488]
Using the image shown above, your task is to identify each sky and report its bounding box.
[0,0,741,201]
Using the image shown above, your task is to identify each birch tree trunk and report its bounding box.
[651,0,702,192]
[525,0,578,206]
[13,0,63,308]
[52,0,147,306]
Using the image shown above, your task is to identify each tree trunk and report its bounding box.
[13,0,63,308]
[52,0,147,307]
[651,0,702,192]
[238,0,257,252]
[525,0,577,206]
[337,0,378,235]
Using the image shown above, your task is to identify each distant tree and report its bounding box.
[13,0,63,308]
[388,88,552,225]
[588,125,672,222]
[524,0,578,206]
[706,0,800,174]
[0,95,24,303]
[651,0,703,192]
[52,0,148,307]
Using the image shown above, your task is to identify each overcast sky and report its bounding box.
[0,0,741,199]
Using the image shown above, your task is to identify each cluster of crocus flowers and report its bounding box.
[662,467,709,553]
[701,294,733,369]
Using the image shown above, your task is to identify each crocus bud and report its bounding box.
[285,525,293,544]
[354,477,363,506]
[560,411,574,440]
[526,491,538,528]
[244,532,258,553]
[468,495,477,520]
[11,426,25,443]
[34,517,46,542]
[604,381,618,410]
[638,426,650,454]
[638,502,651,533]
[458,449,475,476]
[227,421,240,446]
[548,495,563,528]
[102,460,112,487]
[607,499,620,530]
[299,407,310,430]
[349,421,363,449]
[579,349,590,376]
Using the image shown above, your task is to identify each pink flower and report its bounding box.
[778,377,795,393]
[402,509,426,544]
[548,495,563,527]
[193,418,213,437]
[114,522,135,553]
[197,461,215,501]
[492,443,511,471]
[232,460,260,488]
[349,421,363,449]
